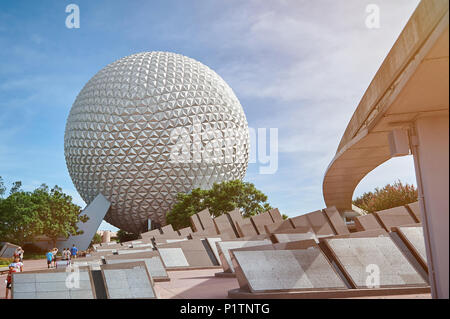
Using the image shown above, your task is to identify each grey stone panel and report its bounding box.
[36,291,71,299]
[102,264,155,299]
[13,292,37,299]
[12,270,95,299]
[326,237,427,288]
[323,206,350,235]
[374,206,416,231]
[106,257,167,279]
[13,282,36,293]
[205,237,223,265]
[70,289,94,299]
[233,249,347,293]
[158,248,189,267]
[406,201,421,222]
[12,273,36,283]
[268,208,283,223]
[216,240,272,273]
[398,226,427,263]
[354,214,384,232]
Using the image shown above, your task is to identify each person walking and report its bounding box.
[63,248,70,261]
[51,248,58,268]
[65,248,71,265]
[70,244,78,259]
[46,249,53,269]
[5,255,23,299]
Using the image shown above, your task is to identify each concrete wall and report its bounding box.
[57,193,111,251]
[102,230,111,243]
[413,115,449,298]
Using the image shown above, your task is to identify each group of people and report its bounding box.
[4,244,79,299]
[45,245,78,268]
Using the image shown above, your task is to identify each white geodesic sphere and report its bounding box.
[64,52,249,233]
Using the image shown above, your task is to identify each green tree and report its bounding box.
[353,180,418,214]
[166,180,272,230]
[32,184,89,247]
[0,176,6,198]
[9,181,22,195]
[0,191,41,246]
[90,233,102,248]
[205,180,271,218]
[116,229,140,243]
[0,182,89,247]
[0,177,22,198]
[166,188,208,229]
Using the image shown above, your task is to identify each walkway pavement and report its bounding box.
[155,269,239,299]
[0,259,431,299]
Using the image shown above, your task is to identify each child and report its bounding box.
[5,255,23,299]
[46,249,53,268]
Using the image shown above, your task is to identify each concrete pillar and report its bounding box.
[102,230,111,243]
[57,193,111,251]
[411,115,449,299]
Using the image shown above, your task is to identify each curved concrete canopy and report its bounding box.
[323,0,449,211]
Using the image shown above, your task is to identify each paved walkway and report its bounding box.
[155,269,239,299]
[0,259,431,299]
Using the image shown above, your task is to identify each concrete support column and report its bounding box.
[102,230,111,243]
[411,115,449,299]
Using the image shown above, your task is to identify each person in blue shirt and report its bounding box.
[46,249,53,268]
[70,245,78,259]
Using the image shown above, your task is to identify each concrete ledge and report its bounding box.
[166,266,223,271]
[228,286,431,299]
[153,278,171,282]
[214,271,236,278]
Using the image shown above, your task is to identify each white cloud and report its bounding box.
[218,0,420,214]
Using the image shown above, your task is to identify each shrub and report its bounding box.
[116,229,140,242]
[353,180,418,214]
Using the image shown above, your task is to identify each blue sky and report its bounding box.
[0,0,420,231]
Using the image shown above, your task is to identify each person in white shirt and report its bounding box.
[14,247,24,263]
[64,248,71,261]
[51,248,58,268]
[5,256,23,299]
